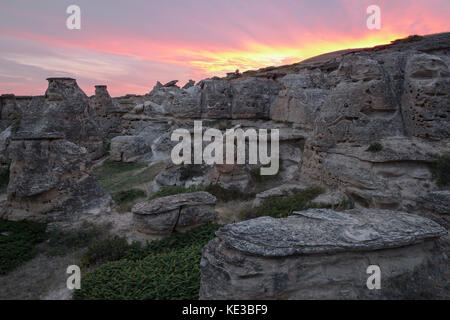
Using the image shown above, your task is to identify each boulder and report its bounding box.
[2,139,111,222]
[182,80,195,89]
[252,183,308,207]
[200,208,447,300]
[132,192,217,235]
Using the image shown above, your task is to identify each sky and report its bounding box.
[0,0,449,97]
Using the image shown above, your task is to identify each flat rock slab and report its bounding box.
[216,208,447,256]
[132,191,216,215]
[132,192,217,236]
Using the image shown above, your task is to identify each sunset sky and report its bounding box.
[1,0,449,96]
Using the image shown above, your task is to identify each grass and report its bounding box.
[74,224,221,300]
[149,184,255,202]
[0,219,47,275]
[239,187,324,220]
[93,161,165,194]
[366,142,383,153]
[112,189,146,205]
[431,152,450,187]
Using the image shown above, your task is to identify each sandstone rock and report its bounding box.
[200,208,447,299]
[14,78,105,159]
[182,80,195,89]
[110,135,153,163]
[416,190,450,228]
[90,85,125,139]
[2,139,111,222]
[0,126,12,166]
[132,192,217,235]
[163,80,179,87]
[252,183,308,207]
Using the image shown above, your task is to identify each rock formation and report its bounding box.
[1,78,111,223]
[199,208,447,299]
[132,192,217,235]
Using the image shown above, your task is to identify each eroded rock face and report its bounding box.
[3,139,111,222]
[110,135,152,163]
[298,34,450,210]
[132,192,217,235]
[416,190,450,228]
[90,85,125,139]
[15,78,105,159]
[1,78,111,222]
[199,208,447,300]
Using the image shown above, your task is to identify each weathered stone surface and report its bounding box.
[90,85,125,139]
[2,139,111,222]
[416,190,450,228]
[110,135,152,163]
[253,183,308,207]
[0,126,12,166]
[182,80,195,89]
[14,78,105,159]
[132,192,217,235]
[200,208,447,299]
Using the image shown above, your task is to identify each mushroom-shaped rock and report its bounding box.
[200,208,447,300]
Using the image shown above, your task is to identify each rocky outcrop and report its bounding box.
[132,192,217,235]
[14,78,105,159]
[416,190,450,228]
[110,135,153,163]
[2,139,111,222]
[199,208,447,300]
[90,85,126,139]
[1,78,111,222]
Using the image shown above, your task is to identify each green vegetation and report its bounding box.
[93,161,165,194]
[239,187,324,220]
[203,184,254,202]
[149,184,255,202]
[367,142,383,153]
[431,152,450,187]
[74,224,221,300]
[0,164,10,193]
[112,189,146,205]
[0,219,47,275]
[46,225,100,257]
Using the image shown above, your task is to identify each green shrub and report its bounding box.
[367,142,383,153]
[203,184,255,202]
[74,224,221,300]
[431,152,450,187]
[81,236,142,267]
[112,189,146,205]
[239,187,324,220]
[0,219,47,274]
[46,226,100,256]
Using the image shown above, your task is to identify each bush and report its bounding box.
[112,189,146,205]
[46,226,100,256]
[0,219,47,274]
[367,142,383,153]
[204,184,255,202]
[74,224,221,300]
[81,236,142,267]
[239,187,324,220]
[431,152,450,187]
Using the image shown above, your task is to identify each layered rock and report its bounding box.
[200,208,447,300]
[416,190,450,228]
[1,78,111,222]
[132,192,217,235]
[90,85,126,139]
[14,78,105,159]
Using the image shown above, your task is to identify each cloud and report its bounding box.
[0,0,449,96]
